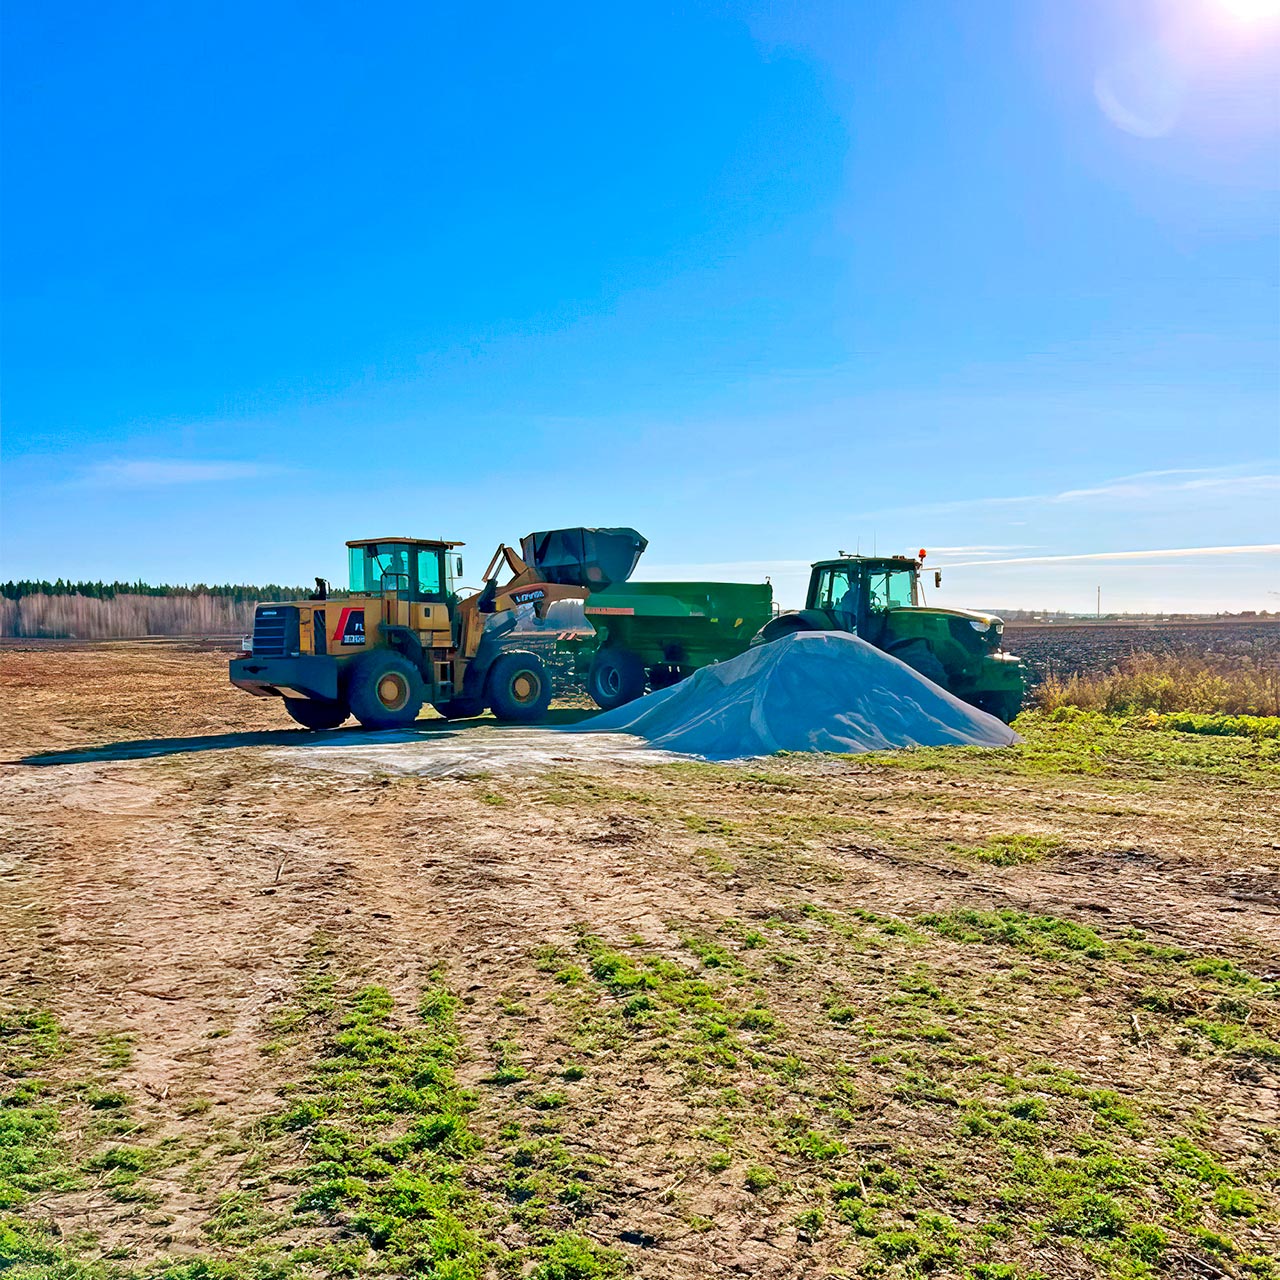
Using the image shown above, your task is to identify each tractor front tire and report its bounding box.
[348,653,426,729]
[973,691,1023,724]
[486,652,553,722]
[587,647,646,710]
[283,697,349,731]
[885,638,949,688]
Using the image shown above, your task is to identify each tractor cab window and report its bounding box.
[813,567,860,617]
[868,569,915,612]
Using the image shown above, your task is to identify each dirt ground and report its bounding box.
[2,642,1277,1280]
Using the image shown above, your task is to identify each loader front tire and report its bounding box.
[587,646,646,710]
[283,697,349,731]
[348,653,425,729]
[487,652,553,722]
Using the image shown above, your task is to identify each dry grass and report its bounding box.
[0,593,256,640]
[1032,651,1280,717]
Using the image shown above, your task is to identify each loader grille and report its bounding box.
[251,606,300,657]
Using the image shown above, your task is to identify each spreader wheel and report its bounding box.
[587,647,646,710]
[646,664,686,691]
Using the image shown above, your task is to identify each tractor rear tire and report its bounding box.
[587,647,647,710]
[283,697,349,730]
[486,651,553,722]
[348,652,426,729]
[751,613,823,647]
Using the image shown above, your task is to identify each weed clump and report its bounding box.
[1033,651,1279,718]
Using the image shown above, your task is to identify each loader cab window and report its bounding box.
[348,542,449,601]
[349,544,411,594]
[868,569,915,613]
[416,548,443,599]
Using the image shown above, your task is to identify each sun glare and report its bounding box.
[1211,0,1280,27]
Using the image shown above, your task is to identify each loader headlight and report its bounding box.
[241,636,253,652]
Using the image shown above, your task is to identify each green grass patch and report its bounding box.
[1144,711,1280,739]
[948,832,1064,866]
[916,907,1110,960]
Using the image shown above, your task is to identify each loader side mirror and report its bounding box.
[456,556,464,577]
[934,570,943,588]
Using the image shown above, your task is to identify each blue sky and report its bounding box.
[3,0,1277,611]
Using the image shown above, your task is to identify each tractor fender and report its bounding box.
[752,609,837,647]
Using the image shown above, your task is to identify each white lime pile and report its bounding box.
[572,631,1019,760]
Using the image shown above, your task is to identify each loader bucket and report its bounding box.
[520,527,648,589]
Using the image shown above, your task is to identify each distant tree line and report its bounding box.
[1,580,306,602]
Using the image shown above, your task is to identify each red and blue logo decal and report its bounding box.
[334,607,365,645]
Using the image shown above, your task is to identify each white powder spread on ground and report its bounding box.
[571,631,1020,760]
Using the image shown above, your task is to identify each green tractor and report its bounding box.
[754,552,1026,722]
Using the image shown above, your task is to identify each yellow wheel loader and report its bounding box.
[230,528,647,730]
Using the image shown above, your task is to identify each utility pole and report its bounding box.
[1096,586,1101,619]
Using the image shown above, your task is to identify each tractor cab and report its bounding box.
[807,556,919,642]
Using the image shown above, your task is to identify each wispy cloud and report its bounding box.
[923,545,1037,556]
[74,459,284,488]
[942,544,1280,568]
[860,464,1280,519]
[1048,469,1280,504]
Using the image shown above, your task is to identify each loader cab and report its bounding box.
[346,538,462,604]
[807,556,919,642]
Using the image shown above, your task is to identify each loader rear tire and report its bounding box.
[348,653,425,729]
[587,647,646,710]
[487,652,553,722]
[283,697,349,731]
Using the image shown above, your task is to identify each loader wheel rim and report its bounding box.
[600,667,621,696]
[377,672,410,711]
[511,671,539,704]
